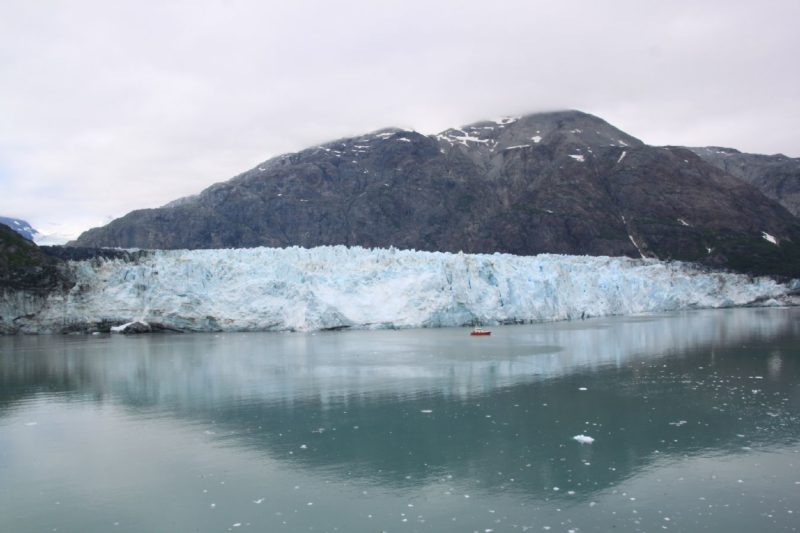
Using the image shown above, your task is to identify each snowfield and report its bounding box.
[17,246,793,333]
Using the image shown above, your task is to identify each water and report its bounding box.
[1,308,799,532]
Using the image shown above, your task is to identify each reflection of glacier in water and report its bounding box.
[2,307,797,406]
[20,245,790,332]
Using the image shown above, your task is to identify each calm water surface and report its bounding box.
[1,308,799,532]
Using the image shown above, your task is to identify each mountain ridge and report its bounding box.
[689,146,800,217]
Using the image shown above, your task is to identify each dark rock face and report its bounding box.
[0,224,74,334]
[690,147,800,218]
[71,111,800,277]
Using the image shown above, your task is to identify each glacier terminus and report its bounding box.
[2,245,794,334]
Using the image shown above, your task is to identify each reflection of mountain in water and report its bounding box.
[1,308,799,499]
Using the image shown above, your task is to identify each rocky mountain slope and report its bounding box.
[690,146,800,217]
[71,110,800,277]
[0,223,70,292]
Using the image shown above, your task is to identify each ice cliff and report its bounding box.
[2,245,792,334]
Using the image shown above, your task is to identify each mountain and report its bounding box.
[0,216,38,241]
[71,110,800,277]
[690,146,800,217]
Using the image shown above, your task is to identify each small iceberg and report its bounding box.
[573,434,595,444]
[110,321,151,334]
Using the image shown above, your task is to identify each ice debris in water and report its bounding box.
[573,434,595,444]
[27,245,790,333]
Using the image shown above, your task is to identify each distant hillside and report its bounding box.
[690,146,800,218]
[72,110,800,277]
[0,216,38,241]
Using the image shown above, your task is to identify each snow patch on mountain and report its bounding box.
[16,246,790,334]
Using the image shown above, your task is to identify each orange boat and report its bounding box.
[470,327,491,336]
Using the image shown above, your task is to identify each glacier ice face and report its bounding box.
[10,246,793,333]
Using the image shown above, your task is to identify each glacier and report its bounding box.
[2,245,794,333]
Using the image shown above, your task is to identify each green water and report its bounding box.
[1,308,799,532]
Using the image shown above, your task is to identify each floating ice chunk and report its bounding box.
[506,144,530,150]
[573,434,594,444]
[569,154,585,162]
[578,387,588,391]
[762,231,778,245]
[233,523,241,528]
[420,409,433,414]
[531,135,542,143]
[300,444,308,449]
[253,498,264,504]
[677,218,690,227]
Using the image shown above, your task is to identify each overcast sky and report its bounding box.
[1,0,798,240]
